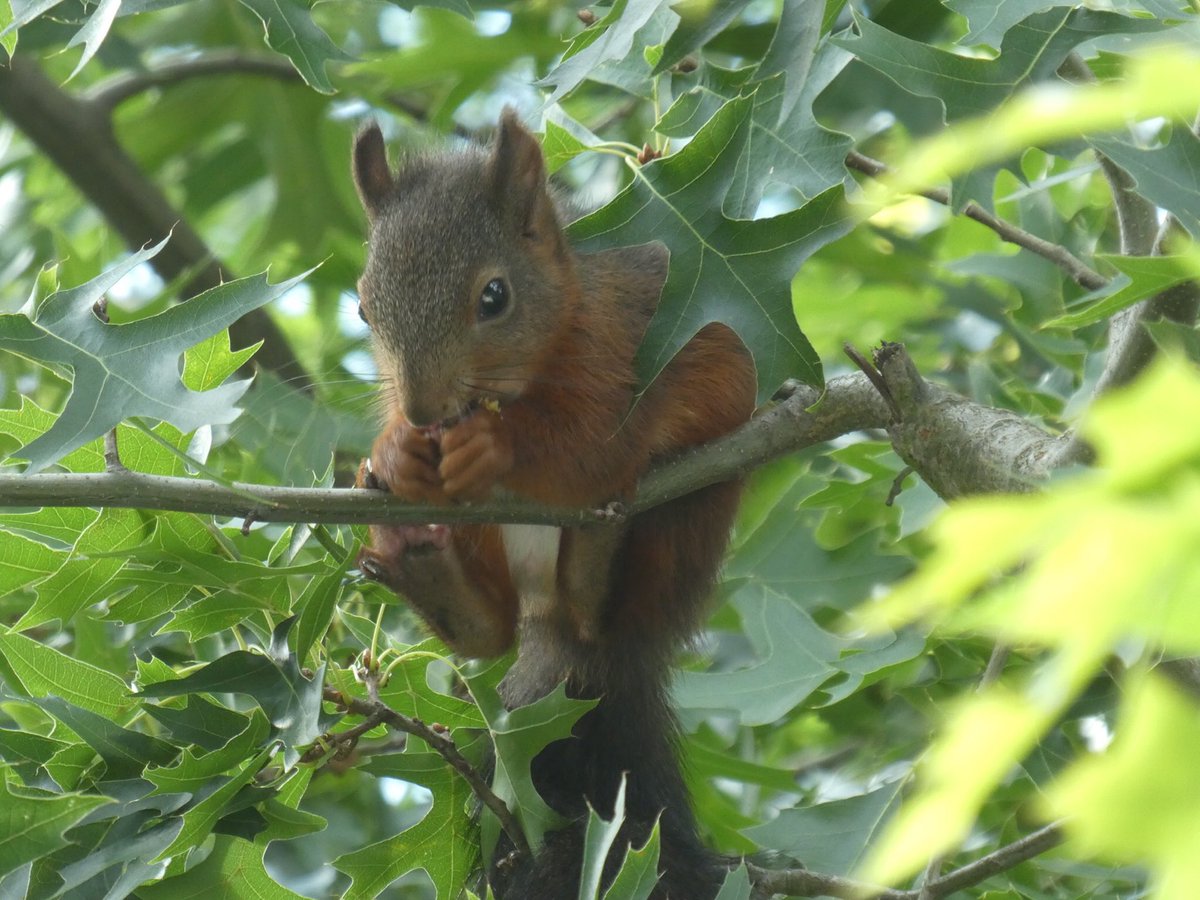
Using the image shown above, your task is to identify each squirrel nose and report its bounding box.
[404,399,449,429]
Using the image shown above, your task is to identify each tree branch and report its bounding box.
[1052,55,1200,463]
[87,51,303,112]
[0,55,309,387]
[748,822,1063,898]
[323,686,530,859]
[0,371,896,524]
[856,343,1068,499]
[845,151,1108,291]
[0,345,1071,519]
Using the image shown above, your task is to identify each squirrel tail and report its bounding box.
[493,636,725,900]
[491,481,744,899]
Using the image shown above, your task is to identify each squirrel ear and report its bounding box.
[488,107,549,235]
[353,121,394,220]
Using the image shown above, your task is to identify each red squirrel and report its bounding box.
[352,109,756,899]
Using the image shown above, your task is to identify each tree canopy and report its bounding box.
[1,1,1200,898]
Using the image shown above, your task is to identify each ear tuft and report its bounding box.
[488,107,548,235]
[352,121,394,220]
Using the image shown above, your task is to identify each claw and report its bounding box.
[357,550,385,582]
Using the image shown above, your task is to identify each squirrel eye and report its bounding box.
[478,278,509,321]
[357,303,370,326]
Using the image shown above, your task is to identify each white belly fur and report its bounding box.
[501,523,561,617]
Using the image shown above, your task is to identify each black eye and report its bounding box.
[478,278,509,321]
[357,303,369,326]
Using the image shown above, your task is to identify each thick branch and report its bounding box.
[846,151,1108,291]
[856,343,1068,499]
[88,51,302,112]
[323,687,530,859]
[0,55,308,386]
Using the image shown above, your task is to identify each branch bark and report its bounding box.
[852,343,1068,499]
[0,55,309,387]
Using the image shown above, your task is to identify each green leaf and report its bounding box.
[0,729,68,768]
[675,588,836,724]
[572,95,852,399]
[139,835,308,899]
[0,631,132,718]
[540,0,675,105]
[580,776,627,899]
[542,120,590,175]
[376,643,486,732]
[837,8,1169,123]
[292,541,354,664]
[0,241,309,473]
[0,2,15,55]
[1046,255,1196,328]
[601,819,660,900]
[743,781,904,876]
[144,696,255,752]
[714,864,754,900]
[14,507,145,631]
[182,330,260,392]
[140,618,334,767]
[64,0,121,80]
[158,591,277,642]
[336,751,477,900]
[947,0,1189,50]
[1090,129,1200,240]
[33,696,178,779]
[237,0,352,94]
[1045,673,1200,895]
[655,0,752,74]
[0,527,64,595]
[50,780,184,897]
[153,743,277,863]
[144,712,271,796]
[658,48,853,214]
[0,774,111,879]
[467,672,595,849]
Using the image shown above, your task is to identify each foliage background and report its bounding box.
[1,0,1200,898]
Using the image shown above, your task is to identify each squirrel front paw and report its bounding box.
[439,409,514,501]
[365,421,448,505]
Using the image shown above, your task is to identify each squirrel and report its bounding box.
[350,109,756,899]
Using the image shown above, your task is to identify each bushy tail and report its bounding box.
[492,633,724,899]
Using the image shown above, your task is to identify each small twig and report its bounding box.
[323,686,530,860]
[885,466,913,506]
[747,862,910,899]
[102,431,127,474]
[980,644,1011,689]
[922,822,1064,897]
[747,821,1065,898]
[845,151,1108,291]
[844,342,900,419]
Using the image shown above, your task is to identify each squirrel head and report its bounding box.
[352,109,576,428]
